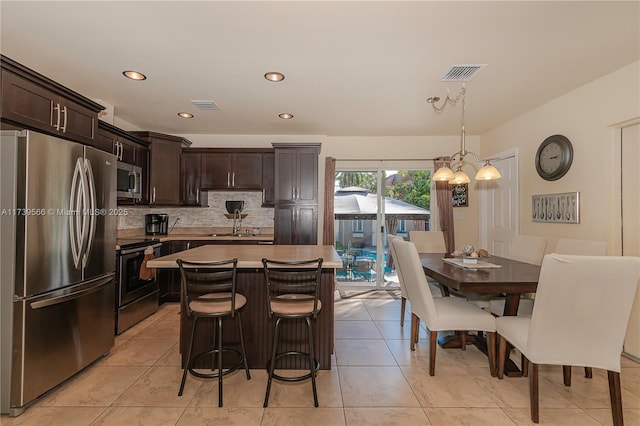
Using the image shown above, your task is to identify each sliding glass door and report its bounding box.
[334,167,433,291]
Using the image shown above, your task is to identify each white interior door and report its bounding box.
[479,151,518,256]
[622,123,640,359]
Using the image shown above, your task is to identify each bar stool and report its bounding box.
[177,258,251,407]
[261,257,323,407]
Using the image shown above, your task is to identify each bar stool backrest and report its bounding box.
[262,258,323,319]
[177,258,239,317]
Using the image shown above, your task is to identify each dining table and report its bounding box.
[419,252,541,376]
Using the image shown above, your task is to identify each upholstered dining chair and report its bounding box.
[488,235,548,316]
[387,235,408,326]
[490,237,604,317]
[409,231,446,254]
[496,254,640,425]
[392,239,497,376]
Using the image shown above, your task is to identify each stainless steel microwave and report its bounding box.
[116,162,142,202]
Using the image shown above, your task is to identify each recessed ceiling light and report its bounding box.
[265,72,285,82]
[122,70,147,80]
[178,112,194,119]
[279,113,293,119]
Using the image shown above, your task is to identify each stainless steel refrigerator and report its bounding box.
[1,130,116,416]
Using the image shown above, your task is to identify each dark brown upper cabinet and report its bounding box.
[181,151,204,206]
[200,150,263,190]
[262,152,275,206]
[1,55,102,146]
[131,131,192,206]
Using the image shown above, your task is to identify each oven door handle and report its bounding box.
[119,243,162,255]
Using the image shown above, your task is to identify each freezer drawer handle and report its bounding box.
[30,276,112,310]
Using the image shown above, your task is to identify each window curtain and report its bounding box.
[434,157,455,253]
[322,157,336,245]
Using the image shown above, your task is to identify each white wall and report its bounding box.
[480,61,640,253]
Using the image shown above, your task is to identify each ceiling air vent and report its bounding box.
[191,100,220,110]
[441,64,487,82]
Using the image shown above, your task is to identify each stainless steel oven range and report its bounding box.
[116,239,161,334]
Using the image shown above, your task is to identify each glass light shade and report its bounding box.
[475,163,502,180]
[433,166,455,181]
[449,169,471,184]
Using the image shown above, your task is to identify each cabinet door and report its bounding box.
[58,97,97,145]
[118,138,136,164]
[1,69,56,133]
[274,205,318,245]
[274,205,296,245]
[95,127,118,155]
[231,152,262,189]
[136,147,150,204]
[150,139,182,205]
[201,152,232,189]
[181,152,201,205]
[296,205,318,245]
[274,149,296,203]
[262,152,275,206]
[296,147,319,204]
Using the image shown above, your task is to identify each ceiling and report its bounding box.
[1,1,638,137]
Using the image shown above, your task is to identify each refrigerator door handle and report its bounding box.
[69,158,85,269]
[29,275,113,310]
[82,158,97,268]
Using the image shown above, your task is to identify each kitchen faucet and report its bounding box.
[232,209,242,235]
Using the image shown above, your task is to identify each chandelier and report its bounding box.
[428,84,501,184]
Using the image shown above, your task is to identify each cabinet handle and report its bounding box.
[152,187,156,203]
[227,172,231,187]
[53,103,61,131]
[196,190,199,203]
[118,142,123,161]
[232,172,235,187]
[60,106,68,133]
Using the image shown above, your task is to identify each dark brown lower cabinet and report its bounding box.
[274,205,318,245]
[180,268,335,370]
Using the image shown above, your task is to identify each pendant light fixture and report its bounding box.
[428,84,501,183]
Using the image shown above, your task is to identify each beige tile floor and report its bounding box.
[3,290,639,426]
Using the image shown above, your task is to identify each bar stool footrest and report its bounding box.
[188,348,244,379]
[266,350,320,382]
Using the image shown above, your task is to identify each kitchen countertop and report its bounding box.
[147,244,342,269]
[117,227,274,244]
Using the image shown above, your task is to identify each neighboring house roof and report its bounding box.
[334,189,429,220]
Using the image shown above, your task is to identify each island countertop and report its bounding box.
[146,244,343,269]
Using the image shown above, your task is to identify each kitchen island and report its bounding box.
[147,244,341,370]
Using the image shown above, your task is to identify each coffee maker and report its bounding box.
[145,213,168,235]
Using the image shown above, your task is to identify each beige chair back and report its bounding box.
[392,239,438,324]
[409,231,446,253]
[509,235,547,265]
[527,254,640,371]
[555,238,606,255]
[387,235,407,299]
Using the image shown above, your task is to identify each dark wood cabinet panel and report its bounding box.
[273,144,320,245]
[275,205,318,245]
[181,152,202,206]
[200,151,262,190]
[262,152,275,206]
[1,57,102,145]
[131,131,192,206]
[232,152,262,188]
[201,152,232,189]
[97,121,151,204]
[274,145,319,205]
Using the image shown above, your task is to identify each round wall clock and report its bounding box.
[535,134,573,181]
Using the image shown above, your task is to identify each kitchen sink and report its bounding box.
[207,233,250,237]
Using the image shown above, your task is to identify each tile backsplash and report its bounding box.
[117,191,274,230]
